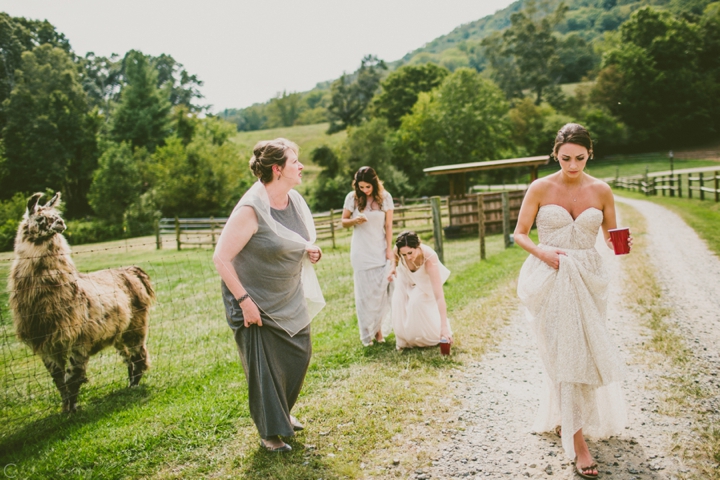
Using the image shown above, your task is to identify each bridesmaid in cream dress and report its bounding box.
[390,231,452,350]
[514,124,631,479]
[342,167,394,346]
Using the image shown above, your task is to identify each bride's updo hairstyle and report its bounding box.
[395,231,421,250]
[249,138,299,184]
[551,123,593,162]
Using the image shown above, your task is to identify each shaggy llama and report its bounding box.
[9,192,155,412]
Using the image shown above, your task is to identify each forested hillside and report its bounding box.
[221,0,715,132]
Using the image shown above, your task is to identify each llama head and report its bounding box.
[22,192,66,243]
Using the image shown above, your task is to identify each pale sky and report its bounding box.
[0,0,515,112]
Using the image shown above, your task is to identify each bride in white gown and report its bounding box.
[389,231,452,350]
[514,124,631,479]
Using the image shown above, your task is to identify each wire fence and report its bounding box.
[0,220,496,440]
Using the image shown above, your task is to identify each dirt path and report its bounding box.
[421,198,720,479]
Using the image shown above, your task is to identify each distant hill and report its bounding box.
[393,0,707,72]
[221,0,714,131]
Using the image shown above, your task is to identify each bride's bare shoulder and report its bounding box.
[525,174,557,199]
[585,175,612,193]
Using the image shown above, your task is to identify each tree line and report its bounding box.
[305,1,720,211]
[0,13,253,250]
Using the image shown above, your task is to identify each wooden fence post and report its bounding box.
[329,209,336,249]
[175,216,181,251]
[502,191,511,249]
[715,171,719,203]
[699,173,705,201]
[688,174,693,199]
[210,216,216,248]
[431,196,444,263]
[678,174,683,197]
[477,194,486,260]
[155,219,161,250]
[669,173,675,197]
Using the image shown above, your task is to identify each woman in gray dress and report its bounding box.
[213,138,325,452]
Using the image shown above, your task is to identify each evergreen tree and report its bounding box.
[1,45,98,217]
[327,55,387,133]
[112,50,171,152]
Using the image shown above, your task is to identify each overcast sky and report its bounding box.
[1,0,515,112]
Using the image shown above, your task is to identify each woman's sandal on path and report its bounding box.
[574,458,599,479]
[554,425,562,437]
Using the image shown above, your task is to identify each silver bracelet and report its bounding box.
[237,293,250,305]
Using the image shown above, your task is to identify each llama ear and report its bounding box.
[45,192,61,208]
[27,193,43,213]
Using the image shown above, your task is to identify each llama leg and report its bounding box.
[42,356,70,412]
[64,351,90,412]
[127,344,150,387]
[119,314,151,387]
[118,339,150,387]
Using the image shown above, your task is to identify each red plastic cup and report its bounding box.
[440,338,451,356]
[609,227,630,255]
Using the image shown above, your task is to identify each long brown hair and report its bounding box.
[352,166,386,211]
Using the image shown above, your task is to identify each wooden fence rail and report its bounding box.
[157,190,527,261]
[612,166,720,202]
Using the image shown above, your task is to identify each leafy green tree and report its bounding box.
[483,0,567,104]
[308,146,348,211]
[150,118,251,217]
[508,98,556,156]
[327,55,387,133]
[0,14,70,131]
[371,63,449,128]
[0,192,27,251]
[266,91,303,127]
[394,68,512,195]
[342,118,411,197]
[593,7,713,146]
[556,33,599,82]
[79,52,123,119]
[1,45,99,217]
[152,53,205,111]
[87,142,141,224]
[220,104,268,131]
[112,50,171,152]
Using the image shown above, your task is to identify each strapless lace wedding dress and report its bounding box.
[517,204,626,458]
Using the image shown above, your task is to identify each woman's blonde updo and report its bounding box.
[249,138,300,184]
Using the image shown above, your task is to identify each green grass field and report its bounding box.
[0,228,530,479]
[231,123,347,179]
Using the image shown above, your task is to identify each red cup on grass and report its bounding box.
[440,338,451,356]
[609,227,630,255]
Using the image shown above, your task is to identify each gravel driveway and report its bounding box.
[421,197,720,480]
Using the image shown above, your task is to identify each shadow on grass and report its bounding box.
[0,384,152,462]
[241,439,338,480]
[360,335,462,369]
